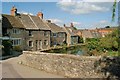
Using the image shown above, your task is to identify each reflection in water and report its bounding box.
[43,46,86,55]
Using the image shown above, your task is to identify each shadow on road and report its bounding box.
[1,51,23,60]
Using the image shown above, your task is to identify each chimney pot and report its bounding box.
[37,12,43,19]
[11,6,17,16]
[64,24,66,27]
[70,23,74,27]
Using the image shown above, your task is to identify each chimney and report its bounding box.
[11,6,17,16]
[63,24,66,27]
[37,12,43,19]
[46,20,51,23]
[70,23,74,27]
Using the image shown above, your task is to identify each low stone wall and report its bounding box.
[20,51,104,78]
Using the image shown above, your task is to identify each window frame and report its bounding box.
[28,41,33,47]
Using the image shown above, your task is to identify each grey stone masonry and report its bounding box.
[20,51,106,78]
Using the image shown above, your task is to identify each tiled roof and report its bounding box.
[2,14,51,30]
[47,22,65,33]
[90,30,102,38]
[30,15,51,30]
[19,14,39,30]
[2,14,25,29]
[81,30,93,38]
[64,27,78,36]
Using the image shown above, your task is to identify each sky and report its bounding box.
[2,0,119,29]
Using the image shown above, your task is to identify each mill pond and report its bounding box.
[42,45,87,55]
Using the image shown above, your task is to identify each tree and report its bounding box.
[2,40,12,56]
[112,0,117,21]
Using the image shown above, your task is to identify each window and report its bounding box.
[29,31,32,36]
[13,29,21,34]
[53,33,57,37]
[39,40,42,49]
[44,31,48,37]
[59,33,64,37]
[44,40,48,45]
[12,39,21,46]
[29,41,33,47]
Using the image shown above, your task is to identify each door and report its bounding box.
[39,40,42,50]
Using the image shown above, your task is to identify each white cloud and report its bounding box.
[72,22,81,26]
[48,18,63,24]
[99,20,108,24]
[18,11,34,15]
[57,1,113,14]
[90,20,112,29]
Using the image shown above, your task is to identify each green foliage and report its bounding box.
[112,0,117,21]
[86,29,118,56]
[13,46,22,52]
[73,27,77,30]
[2,40,12,56]
[99,29,118,51]
[86,38,100,51]
[105,26,110,28]
[79,37,84,43]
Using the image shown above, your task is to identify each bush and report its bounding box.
[2,40,12,56]
[13,46,22,52]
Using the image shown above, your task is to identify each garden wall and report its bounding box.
[20,51,104,78]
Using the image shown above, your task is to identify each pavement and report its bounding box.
[0,55,64,78]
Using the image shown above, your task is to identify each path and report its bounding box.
[1,55,64,78]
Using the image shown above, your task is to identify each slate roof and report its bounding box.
[46,22,65,33]
[19,14,39,30]
[30,15,50,30]
[90,30,102,38]
[2,14,25,29]
[81,30,94,38]
[64,27,78,36]
[80,29,102,38]
[2,14,51,30]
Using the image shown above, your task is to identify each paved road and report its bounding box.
[1,56,64,78]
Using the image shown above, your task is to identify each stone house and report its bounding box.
[79,29,101,43]
[2,6,51,51]
[46,20,67,46]
[63,23,79,46]
[2,14,26,51]
[97,27,117,37]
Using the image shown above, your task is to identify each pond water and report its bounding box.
[42,46,87,55]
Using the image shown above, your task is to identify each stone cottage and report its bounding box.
[63,23,79,46]
[2,6,51,51]
[46,20,67,46]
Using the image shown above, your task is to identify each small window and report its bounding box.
[29,31,32,36]
[13,29,20,34]
[12,39,21,46]
[29,41,33,47]
[53,33,57,37]
[44,31,48,37]
[44,40,48,46]
[59,33,64,37]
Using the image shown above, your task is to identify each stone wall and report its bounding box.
[20,51,105,78]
